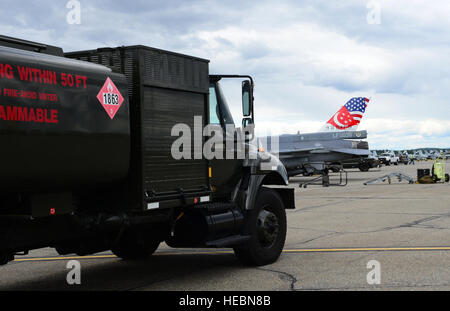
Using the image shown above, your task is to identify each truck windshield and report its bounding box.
[209,82,235,126]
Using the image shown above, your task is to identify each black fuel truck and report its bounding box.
[0,35,295,266]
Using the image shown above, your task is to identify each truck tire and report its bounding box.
[233,187,287,266]
[111,229,160,260]
[359,163,370,172]
[394,160,398,165]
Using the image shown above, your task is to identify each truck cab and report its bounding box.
[379,151,399,166]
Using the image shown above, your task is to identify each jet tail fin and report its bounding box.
[319,97,370,132]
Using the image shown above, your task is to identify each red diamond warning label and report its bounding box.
[96,77,124,119]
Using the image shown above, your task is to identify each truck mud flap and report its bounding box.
[271,188,295,209]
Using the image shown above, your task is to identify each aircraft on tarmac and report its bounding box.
[413,150,428,161]
[259,97,371,177]
[427,150,439,160]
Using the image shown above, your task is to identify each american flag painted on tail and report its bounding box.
[321,97,369,131]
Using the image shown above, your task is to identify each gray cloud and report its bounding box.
[1,0,449,149]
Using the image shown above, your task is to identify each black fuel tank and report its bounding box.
[0,45,130,191]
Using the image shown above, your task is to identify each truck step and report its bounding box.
[200,202,236,213]
[205,235,250,248]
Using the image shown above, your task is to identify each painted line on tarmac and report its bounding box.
[283,246,450,253]
[12,246,450,263]
[13,255,117,262]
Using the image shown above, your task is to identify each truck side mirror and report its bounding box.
[242,117,253,128]
[242,80,253,117]
[242,117,254,141]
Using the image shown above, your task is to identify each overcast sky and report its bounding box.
[2,0,450,149]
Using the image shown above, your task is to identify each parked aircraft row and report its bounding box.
[372,149,450,161]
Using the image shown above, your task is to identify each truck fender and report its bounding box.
[238,155,295,210]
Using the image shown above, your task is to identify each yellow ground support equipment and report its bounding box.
[432,157,450,183]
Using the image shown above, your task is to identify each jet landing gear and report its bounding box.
[298,169,348,188]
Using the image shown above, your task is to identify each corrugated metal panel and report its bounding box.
[140,49,208,93]
[142,86,207,193]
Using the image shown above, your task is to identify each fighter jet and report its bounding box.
[259,97,371,177]
[413,150,428,161]
[427,150,439,160]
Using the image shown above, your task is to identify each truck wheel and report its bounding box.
[394,161,398,165]
[445,174,449,183]
[359,164,370,172]
[111,229,160,260]
[233,187,287,266]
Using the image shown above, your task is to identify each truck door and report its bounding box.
[207,81,243,199]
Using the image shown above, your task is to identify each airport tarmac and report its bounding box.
[0,161,449,291]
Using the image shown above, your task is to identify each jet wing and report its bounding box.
[330,148,371,156]
[278,147,325,154]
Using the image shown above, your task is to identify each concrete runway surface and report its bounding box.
[0,161,449,291]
